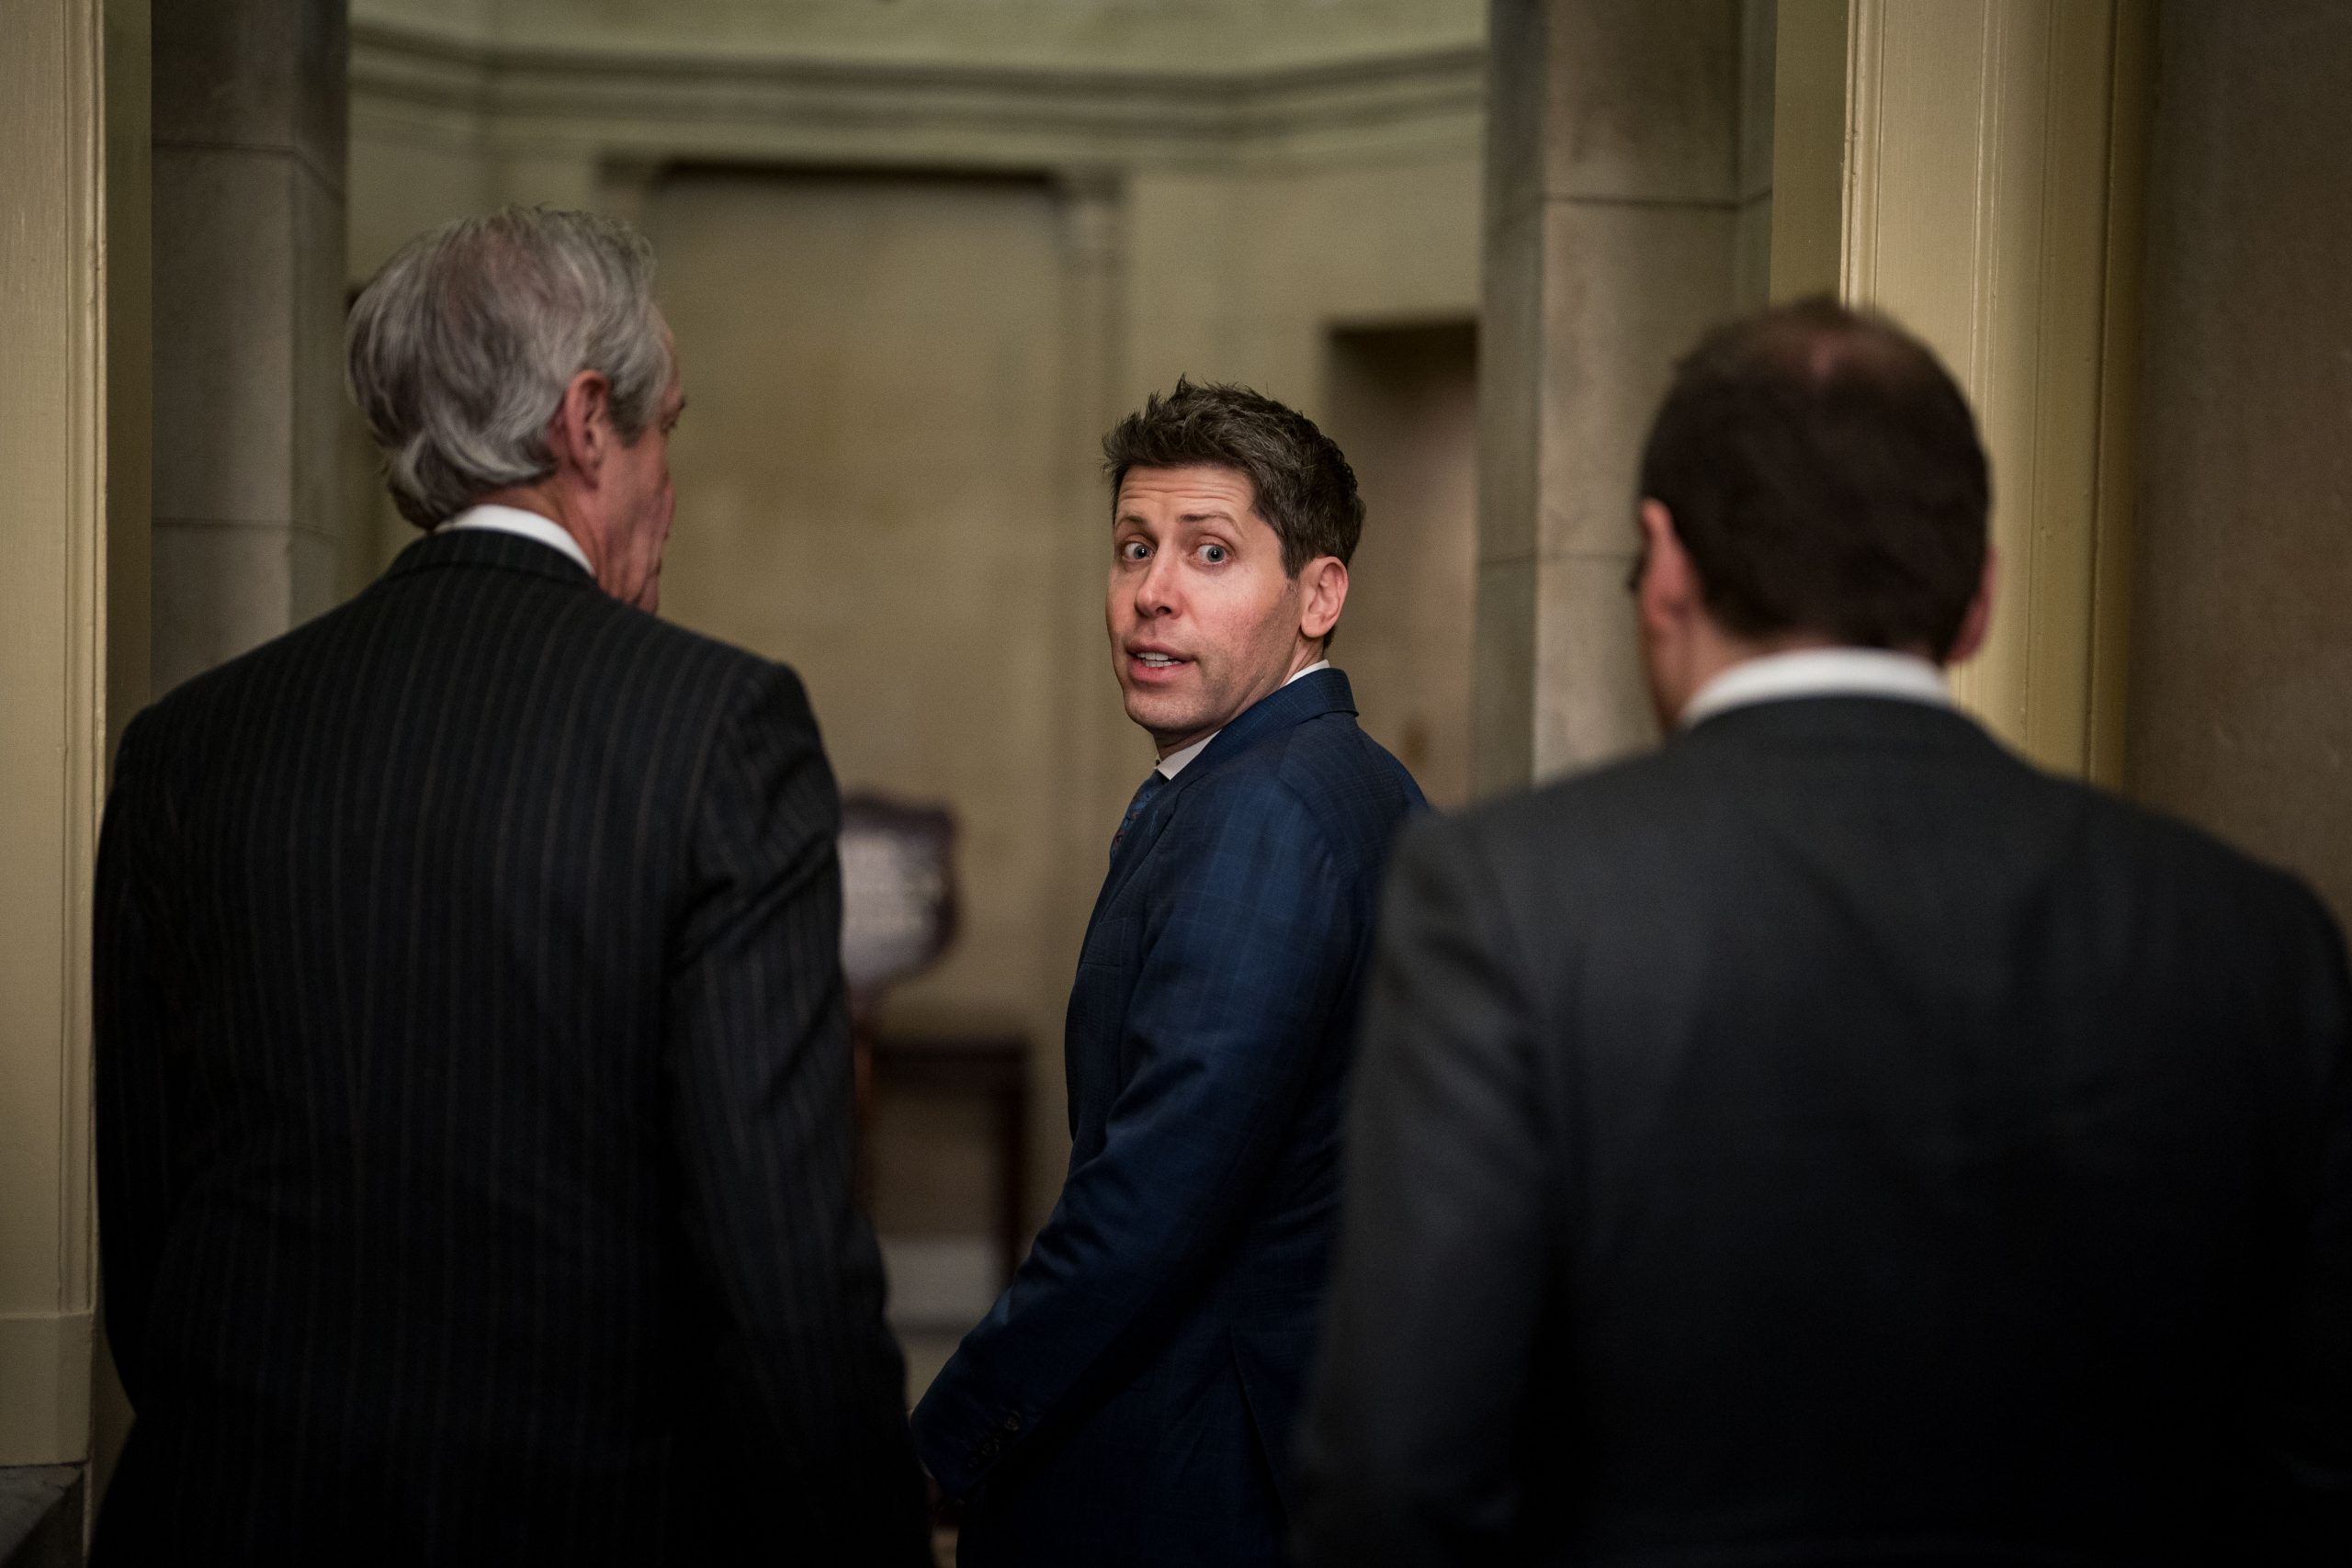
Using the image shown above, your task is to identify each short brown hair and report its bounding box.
[1637,297,1990,659]
[1102,378,1364,575]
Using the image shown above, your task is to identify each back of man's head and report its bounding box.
[346,206,670,530]
[1639,297,1990,660]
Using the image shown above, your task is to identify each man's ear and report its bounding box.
[1635,500,1698,637]
[1944,547,1999,665]
[1298,555,1349,644]
[546,369,615,482]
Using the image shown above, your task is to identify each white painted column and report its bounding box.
[1774,0,2152,782]
[0,0,149,1472]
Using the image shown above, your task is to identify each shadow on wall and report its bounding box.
[1323,319,1478,810]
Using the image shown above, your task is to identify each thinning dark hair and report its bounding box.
[1637,296,1991,659]
[1102,377,1364,575]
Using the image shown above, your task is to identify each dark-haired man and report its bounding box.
[1296,299,2352,1565]
[913,379,1425,1565]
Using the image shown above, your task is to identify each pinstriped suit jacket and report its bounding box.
[92,529,929,1564]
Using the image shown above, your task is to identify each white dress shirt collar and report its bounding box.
[1680,647,1951,729]
[1155,660,1331,780]
[441,503,594,579]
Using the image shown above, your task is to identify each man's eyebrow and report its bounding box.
[1113,507,1237,526]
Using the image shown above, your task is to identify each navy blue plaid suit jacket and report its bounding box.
[913,667,1425,1566]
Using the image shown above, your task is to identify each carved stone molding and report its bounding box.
[351,17,1484,177]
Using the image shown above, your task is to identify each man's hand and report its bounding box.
[924,1462,965,1528]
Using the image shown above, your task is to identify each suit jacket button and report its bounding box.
[1002,1414,1023,1433]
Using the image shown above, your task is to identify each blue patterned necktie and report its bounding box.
[1111,770,1169,857]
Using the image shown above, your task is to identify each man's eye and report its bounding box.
[1199,544,1228,564]
[1119,540,1150,562]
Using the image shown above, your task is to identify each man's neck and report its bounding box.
[1150,657,1330,777]
[1685,629,1833,697]
[476,482,602,577]
[444,502,595,578]
[1147,644,1328,763]
[1679,644,1951,729]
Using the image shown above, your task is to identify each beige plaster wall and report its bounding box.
[1133,153,1483,396]
[648,168,1074,1051]
[2127,1,2352,927]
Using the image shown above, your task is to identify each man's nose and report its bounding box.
[1134,553,1180,617]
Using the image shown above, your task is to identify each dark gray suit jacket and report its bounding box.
[93,529,929,1564]
[1297,695,2352,1566]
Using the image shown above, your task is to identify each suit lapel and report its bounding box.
[1091,669,1357,916]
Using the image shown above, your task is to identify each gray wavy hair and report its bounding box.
[346,206,672,528]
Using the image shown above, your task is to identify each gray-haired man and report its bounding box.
[92,208,929,1562]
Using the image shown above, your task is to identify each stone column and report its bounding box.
[152,0,349,695]
[1475,0,1758,792]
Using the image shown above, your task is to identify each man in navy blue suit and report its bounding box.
[911,378,1426,1564]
